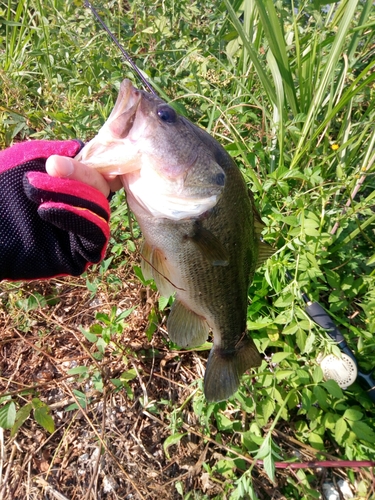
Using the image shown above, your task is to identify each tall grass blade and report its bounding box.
[254,0,299,117]
[291,0,359,168]
[224,0,277,106]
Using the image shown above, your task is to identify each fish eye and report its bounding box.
[157,105,177,124]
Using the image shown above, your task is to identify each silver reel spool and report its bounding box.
[319,353,358,390]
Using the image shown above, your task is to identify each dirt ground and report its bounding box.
[0,263,372,499]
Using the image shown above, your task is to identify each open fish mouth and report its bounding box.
[75,80,144,174]
[76,78,227,220]
[104,80,142,139]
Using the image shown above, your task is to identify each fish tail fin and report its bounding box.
[203,336,261,403]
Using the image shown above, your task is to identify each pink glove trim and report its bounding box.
[39,201,110,244]
[0,140,82,173]
[26,171,110,215]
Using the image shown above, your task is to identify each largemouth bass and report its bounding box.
[76,79,273,402]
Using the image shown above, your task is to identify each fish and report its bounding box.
[76,79,273,402]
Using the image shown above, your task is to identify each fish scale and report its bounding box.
[77,79,274,402]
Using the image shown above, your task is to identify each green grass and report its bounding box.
[1,0,375,498]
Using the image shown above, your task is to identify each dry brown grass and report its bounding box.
[0,261,372,499]
[0,262,221,499]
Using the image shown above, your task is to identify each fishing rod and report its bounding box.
[286,271,375,402]
[84,0,157,96]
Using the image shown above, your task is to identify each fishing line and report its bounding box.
[286,271,375,402]
[84,0,158,95]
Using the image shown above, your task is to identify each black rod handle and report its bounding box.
[304,301,346,346]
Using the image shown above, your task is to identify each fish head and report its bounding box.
[77,79,226,220]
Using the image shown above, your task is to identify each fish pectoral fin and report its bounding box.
[167,299,210,348]
[141,243,176,298]
[140,241,153,281]
[256,240,275,268]
[203,336,262,403]
[189,225,229,266]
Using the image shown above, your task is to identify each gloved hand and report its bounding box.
[0,140,111,281]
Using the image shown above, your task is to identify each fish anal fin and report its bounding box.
[189,225,229,266]
[204,336,261,403]
[256,240,275,268]
[167,299,210,348]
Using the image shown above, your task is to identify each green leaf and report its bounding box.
[254,0,298,115]
[274,293,294,308]
[158,295,170,311]
[133,265,149,285]
[116,306,136,321]
[163,433,186,460]
[67,366,89,376]
[291,0,360,168]
[312,366,323,384]
[348,421,375,443]
[224,0,277,105]
[296,328,307,353]
[322,380,344,399]
[301,388,312,412]
[275,370,294,381]
[313,386,328,410]
[334,417,348,445]
[95,312,111,324]
[79,326,98,343]
[216,412,234,432]
[34,405,55,434]
[261,398,276,425]
[343,409,363,421]
[0,402,16,429]
[308,432,325,450]
[10,403,33,437]
[242,431,263,452]
[120,368,137,382]
[263,452,275,483]
[271,352,292,364]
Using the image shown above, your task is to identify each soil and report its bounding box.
[0,264,367,499]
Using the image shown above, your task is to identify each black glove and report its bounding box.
[0,140,111,281]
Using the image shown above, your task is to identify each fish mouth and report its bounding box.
[75,79,144,174]
[105,80,143,139]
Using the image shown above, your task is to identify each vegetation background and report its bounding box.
[0,0,374,498]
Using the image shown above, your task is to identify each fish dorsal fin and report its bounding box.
[167,299,210,348]
[141,242,177,298]
[253,208,266,239]
[189,223,229,266]
[256,240,275,268]
[247,189,266,237]
[248,195,275,267]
